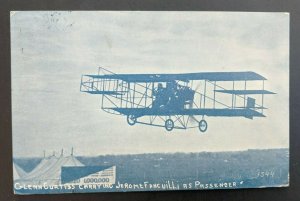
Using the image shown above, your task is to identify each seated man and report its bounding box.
[152,83,168,109]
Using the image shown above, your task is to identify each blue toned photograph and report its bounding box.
[11,11,289,194]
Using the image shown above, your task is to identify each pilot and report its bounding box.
[152,83,167,109]
[165,81,179,108]
[156,83,164,94]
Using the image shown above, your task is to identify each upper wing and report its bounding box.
[84,71,266,83]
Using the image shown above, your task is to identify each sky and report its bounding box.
[11,11,289,157]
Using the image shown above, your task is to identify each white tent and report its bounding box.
[13,162,27,180]
[22,155,59,180]
[19,154,84,185]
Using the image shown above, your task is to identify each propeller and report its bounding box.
[188,81,201,124]
[188,101,199,124]
[194,82,202,92]
[189,115,198,124]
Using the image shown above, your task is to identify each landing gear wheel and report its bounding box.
[199,120,208,132]
[127,115,137,126]
[165,119,174,131]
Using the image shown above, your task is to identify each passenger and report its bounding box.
[152,83,168,109]
[165,81,179,109]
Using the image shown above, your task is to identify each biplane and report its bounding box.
[80,67,275,132]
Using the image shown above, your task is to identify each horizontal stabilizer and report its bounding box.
[82,91,123,95]
[215,90,275,95]
[236,106,268,109]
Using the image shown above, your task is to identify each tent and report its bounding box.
[13,162,27,180]
[19,154,84,185]
[22,155,59,180]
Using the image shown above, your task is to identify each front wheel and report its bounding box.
[165,119,174,131]
[198,120,208,132]
[127,115,137,126]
